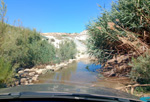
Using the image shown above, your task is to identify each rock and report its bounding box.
[36,69,43,74]
[41,69,47,74]
[24,81,28,85]
[20,72,28,78]
[29,72,35,76]
[20,78,27,83]
[24,69,30,72]
[35,74,39,77]
[27,77,30,80]
[46,65,55,71]
[54,66,60,71]
[55,64,59,67]
[28,79,32,83]
[18,70,24,74]
[29,68,36,72]
[68,59,73,63]
[63,63,67,66]
[46,65,52,69]
[32,76,37,81]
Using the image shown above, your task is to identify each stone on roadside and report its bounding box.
[36,69,43,74]
[32,76,38,81]
[46,65,52,69]
[24,69,30,72]
[29,72,35,76]
[68,59,73,63]
[41,69,47,74]
[18,70,24,74]
[29,68,36,72]
[35,74,39,77]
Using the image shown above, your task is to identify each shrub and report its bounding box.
[129,53,150,84]
[28,40,56,65]
[0,27,56,67]
[57,40,77,61]
[0,57,13,87]
[87,0,150,64]
[129,52,150,92]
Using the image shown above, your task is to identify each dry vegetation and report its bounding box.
[87,0,150,92]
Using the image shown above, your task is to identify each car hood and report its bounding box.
[0,83,139,100]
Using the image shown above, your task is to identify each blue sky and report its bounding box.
[4,0,115,33]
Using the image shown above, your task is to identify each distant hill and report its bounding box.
[41,30,88,36]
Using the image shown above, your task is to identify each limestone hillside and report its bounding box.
[41,30,89,59]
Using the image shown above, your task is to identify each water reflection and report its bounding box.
[37,60,101,84]
[36,60,131,89]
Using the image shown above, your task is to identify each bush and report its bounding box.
[28,40,56,65]
[0,57,12,87]
[129,53,150,84]
[87,0,150,64]
[57,40,77,61]
[129,52,150,92]
[0,27,56,67]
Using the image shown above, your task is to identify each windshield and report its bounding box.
[0,0,150,101]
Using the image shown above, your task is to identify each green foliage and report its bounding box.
[87,0,150,64]
[0,26,56,67]
[87,12,120,64]
[129,53,150,84]
[129,52,150,92]
[0,0,78,87]
[57,40,77,61]
[0,57,12,87]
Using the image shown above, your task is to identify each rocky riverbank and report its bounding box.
[10,31,89,87]
[14,59,76,86]
[13,53,89,86]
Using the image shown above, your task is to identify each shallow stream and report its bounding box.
[36,59,131,89]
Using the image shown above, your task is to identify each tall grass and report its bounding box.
[87,0,150,63]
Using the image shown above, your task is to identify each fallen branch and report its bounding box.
[117,84,150,94]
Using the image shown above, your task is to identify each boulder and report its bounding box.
[46,65,52,69]
[24,69,30,72]
[29,68,36,72]
[29,72,35,76]
[32,76,38,81]
[36,69,43,74]
[68,59,73,63]
[41,69,47,74]
[18,70,24,74]
[35,74,39,77]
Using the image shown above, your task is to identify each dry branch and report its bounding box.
[117,84,150,94]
